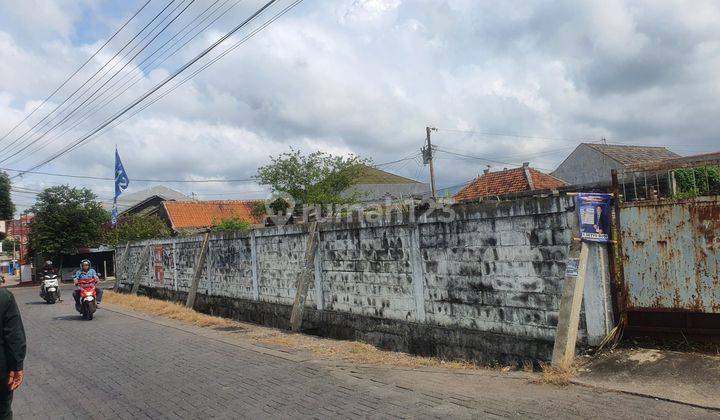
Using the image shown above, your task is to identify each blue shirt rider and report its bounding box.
[72,259,103,307]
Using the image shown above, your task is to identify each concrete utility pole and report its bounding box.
[423,126,437,198]
[290,222,319,332]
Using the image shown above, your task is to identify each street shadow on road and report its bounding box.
[25,301,52,305]
[52,315,88,322]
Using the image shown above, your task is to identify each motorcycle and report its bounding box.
[76,279,98,320]
[40,272,60,304]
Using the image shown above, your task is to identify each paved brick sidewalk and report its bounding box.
[10,287,719,419]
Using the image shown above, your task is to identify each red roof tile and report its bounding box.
[163,200,263,230]
[453,167,567,202]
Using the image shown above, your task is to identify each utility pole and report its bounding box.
[423,126,437,198]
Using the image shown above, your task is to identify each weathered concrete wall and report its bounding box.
[117,195,600,363]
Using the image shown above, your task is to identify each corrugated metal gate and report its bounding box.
[620,196,720,316]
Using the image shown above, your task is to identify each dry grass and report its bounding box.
[534,361,577,386]
[104,291,479,370]
[104,291,238,328]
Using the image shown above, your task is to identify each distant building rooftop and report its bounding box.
[551,143,682,187]
[161,200,263,232]
[353,165,422,185]
[582,143,680,165]
[623,151,720,172]
[454,164,567,202]
[342,165,429,202]
[116,185,189,212]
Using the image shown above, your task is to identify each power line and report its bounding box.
[2,0,199,163]
[4,167,255,183]
[46,0,302,161]
[1,0,181,156]
[434,148,526,168]
[433,127,684,148]
[435,178,475,193]
[438,145,565,163]
[374,153,421,167]
[15,0,299,176]
[11,0,245,166]
[0,0,153,146]
[3,151,416,183]
[434,127,580,143]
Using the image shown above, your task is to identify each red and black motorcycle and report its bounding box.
[76,279,98,320]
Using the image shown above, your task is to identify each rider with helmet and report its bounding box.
[41,260,55,275]
[72,260,102,310]
[39,260,60,299]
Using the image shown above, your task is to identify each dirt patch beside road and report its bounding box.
[574,347,720,410]
[104,291,481,370]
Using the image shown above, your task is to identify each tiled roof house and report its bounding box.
[160,200,264,232]
[454,163,567,202]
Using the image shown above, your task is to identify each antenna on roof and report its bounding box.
[602,137,607,145]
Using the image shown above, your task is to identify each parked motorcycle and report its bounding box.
[40,272,60,304]
[76,279,97,320]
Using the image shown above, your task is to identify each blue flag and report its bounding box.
[112,149,129,227]
[115,149,129,198]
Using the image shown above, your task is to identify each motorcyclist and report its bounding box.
[72,260,102,310]
[42,260,56,275]
[39,260,61,300]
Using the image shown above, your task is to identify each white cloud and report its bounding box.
[2,0,720,214]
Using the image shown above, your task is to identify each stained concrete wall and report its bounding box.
[117,195,607,363]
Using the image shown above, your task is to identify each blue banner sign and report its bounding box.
[577,193,612,243]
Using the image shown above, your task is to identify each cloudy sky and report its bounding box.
[1,0,719,214]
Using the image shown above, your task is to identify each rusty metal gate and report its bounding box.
[619,196,720,331]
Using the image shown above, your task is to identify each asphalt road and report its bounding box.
[8,285,719,419]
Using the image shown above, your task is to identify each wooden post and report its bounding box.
[131,245,152,295]
[185,233,210,309]
[290,222,319,332]
[610,169,628,326]
[250,230,260,301]
[408,224,426,322]
[313,235,324,311]
[551,239,589,368]
[115,242,130,292]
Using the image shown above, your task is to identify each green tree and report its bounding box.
[27,186,109,262]
[256,149,370,206]
[0,171,15,220]
[1,238,16,256]
[104,214,171,246]
[211,216,251,232]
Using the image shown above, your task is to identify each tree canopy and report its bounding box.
[211,216,252,232]
[256,149,370,206]
[1,238,16,256]
[104,214,171,246]
[0,171,15,220]
[28,185,109,259]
